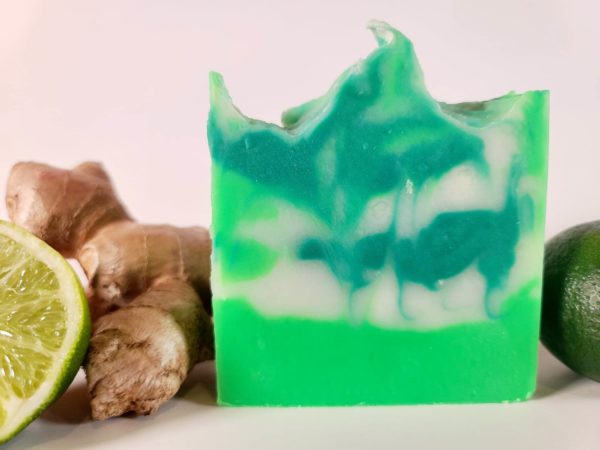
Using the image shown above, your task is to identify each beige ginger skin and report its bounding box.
[6,161,213,419]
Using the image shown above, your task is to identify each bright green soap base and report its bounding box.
[216,284,539,406]
[208,21,548,406]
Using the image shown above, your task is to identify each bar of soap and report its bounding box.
[207,21,548,406]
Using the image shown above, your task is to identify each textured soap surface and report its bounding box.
[208,21,548,405]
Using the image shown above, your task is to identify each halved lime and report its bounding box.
[0,220,90,444]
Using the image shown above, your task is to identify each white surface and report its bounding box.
[2,347,598,450]
[1,1,599,449]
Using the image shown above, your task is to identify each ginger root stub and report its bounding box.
[6,161,213,419]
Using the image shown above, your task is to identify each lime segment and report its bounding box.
[0,221,90,444]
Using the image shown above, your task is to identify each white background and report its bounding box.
[1,1,599,449]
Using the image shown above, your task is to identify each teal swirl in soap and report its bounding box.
[208,20,547,320]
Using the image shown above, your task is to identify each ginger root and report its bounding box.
[6,161,213,419]
[6,162,130,258]
[88,279,213,418]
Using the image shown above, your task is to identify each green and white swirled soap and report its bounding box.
[208,21,548,405]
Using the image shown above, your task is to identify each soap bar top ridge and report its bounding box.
[208,21,548,330]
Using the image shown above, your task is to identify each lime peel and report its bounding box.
[542,221,600,382]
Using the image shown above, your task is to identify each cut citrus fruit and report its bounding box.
[0,220,90,444]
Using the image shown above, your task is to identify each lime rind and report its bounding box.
[0,220,90,444]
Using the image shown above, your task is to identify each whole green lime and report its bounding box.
[542,221,600,382]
